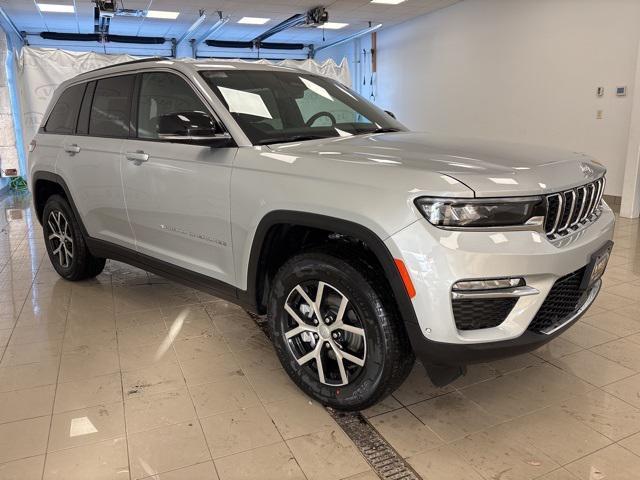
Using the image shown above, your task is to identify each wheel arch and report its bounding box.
[243,210,419,328]
[31,171,89,237]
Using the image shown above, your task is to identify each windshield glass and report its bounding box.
[199,69,406,145]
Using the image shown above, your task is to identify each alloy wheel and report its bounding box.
[47,210,74,268]
[283,281,366,386]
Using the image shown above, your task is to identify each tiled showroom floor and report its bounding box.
[2,192,640,480]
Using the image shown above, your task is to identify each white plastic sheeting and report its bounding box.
[17,47,351,149]
[0,33,19,176]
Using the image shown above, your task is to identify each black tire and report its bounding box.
[268,251,414,410]
[42,194,106,281]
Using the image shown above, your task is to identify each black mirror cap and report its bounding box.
[385,110,397,120]
[157,111,221,137]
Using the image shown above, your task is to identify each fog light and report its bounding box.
[453,278,524,291]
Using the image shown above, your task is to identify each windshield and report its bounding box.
[200,69,406,145]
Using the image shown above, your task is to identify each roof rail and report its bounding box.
[87,56,168,74]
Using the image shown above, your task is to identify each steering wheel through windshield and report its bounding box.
[305,111,337,127]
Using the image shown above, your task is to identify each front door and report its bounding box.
[121,71,236,285]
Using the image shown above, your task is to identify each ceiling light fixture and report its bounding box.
[146,10,180,19]
[371,0,407,4]
[238,17,270,25]
[36,3,75,13]
[321,22,349,29]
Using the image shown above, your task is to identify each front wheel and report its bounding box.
[268,252,414,410]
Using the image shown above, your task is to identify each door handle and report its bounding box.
[125,151,149,164]
[64,144,81,154]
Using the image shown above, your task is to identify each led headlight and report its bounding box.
[414,197,546,229]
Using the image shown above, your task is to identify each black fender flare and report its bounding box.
[31,171,90,236]
[243,210,420,328]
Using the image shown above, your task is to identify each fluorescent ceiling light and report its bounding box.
[238,17,270,25]
[36,3,75,13]
[321,22,349,30]
[146,10,180,19]
[371,0,407,4]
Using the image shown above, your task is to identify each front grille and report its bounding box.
[527,267,587,333]
[453,298,518,331]
[544,177,605,240]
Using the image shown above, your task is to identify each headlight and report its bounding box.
[414,197,546,228]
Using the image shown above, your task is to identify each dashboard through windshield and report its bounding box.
[199,69,406,145]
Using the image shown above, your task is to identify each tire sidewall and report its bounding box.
[268,254,391,409]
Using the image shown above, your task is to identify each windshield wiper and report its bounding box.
[254,134,329,146]
[370,127,402,134]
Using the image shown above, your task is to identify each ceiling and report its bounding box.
[1,0,460,46]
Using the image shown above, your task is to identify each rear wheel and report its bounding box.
[43,195,106,280]
[268,251,413,410]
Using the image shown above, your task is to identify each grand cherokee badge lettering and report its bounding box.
[160,224,228,247]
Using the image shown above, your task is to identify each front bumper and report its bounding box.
[385,204,615,365]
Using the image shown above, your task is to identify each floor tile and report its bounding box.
[0,384,55,424]
[368,408,442,458]
[560,322,618,349]
[582,310,640,336]
[264,395,336,440]
[0,416,50,464]
[451,427,560,480]
[128,421,211,480]
[0,455,45,480]
[408,390,500,441]
[362,395,402,418]
[603,373,640,408]
[48,402,125,451]
[59,346,120,383]
[551,350,636,386]
[565,444,640,480]
[122,361,186,398]
[214,442,305,480]
[0,362,59,392]
[392,364,454,406]
[407,445,484,480]
[200,405,283,459]
[54,372,123,414]
[591,338,640,372]
[191,376,260,418]
[139,461,219,480]
[125,387,196,434]
[286,428,370,480]
[619,431,640,456]
[42,437,129,480]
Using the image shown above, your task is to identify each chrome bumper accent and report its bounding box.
[451,285,539,300]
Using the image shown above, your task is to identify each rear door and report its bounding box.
[121,71,236,284]
[56,75,136,247]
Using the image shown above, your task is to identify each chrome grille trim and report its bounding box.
[545,177,605,240]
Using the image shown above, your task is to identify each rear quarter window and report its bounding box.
[44,83,86,134]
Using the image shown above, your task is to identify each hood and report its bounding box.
[269,132,605,197]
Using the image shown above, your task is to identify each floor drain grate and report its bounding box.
[327,410,422,480]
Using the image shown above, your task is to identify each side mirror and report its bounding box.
[157,111,231,144]
[385,110,397,119]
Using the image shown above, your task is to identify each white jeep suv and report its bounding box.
[29,58,614,410]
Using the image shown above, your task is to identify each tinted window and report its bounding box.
[45,83,86,134]
[137,72,212,140]
[89,75,135,137]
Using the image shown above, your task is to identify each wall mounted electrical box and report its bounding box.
[617,86,627,97]
[596,87,604,97]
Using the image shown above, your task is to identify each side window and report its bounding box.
[89,75,135,138]
[137,72,213,140]
[44,83,86,134]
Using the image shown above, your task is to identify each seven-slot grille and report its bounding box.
[544,177,605,240]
